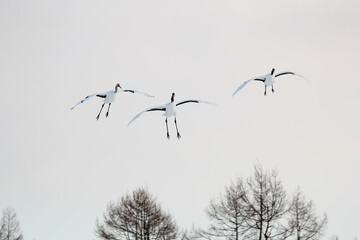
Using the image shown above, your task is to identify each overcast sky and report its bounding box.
[0,0,359,239]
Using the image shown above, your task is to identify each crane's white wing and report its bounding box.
[275,71,308,82]
[71,92,105,110]
[120,89,155,98]
[71,90,110,110]
[176,99,215,106]
[128,104,167,126]
[232,75,266,97]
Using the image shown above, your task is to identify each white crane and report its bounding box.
[128,93,213,139]
[71,83,154,120]
[232,68,305,96]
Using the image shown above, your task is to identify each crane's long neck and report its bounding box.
[115,85,120,93]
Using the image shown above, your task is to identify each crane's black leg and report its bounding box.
[106,103,111,118]
[96,103,105,120]
[175,118,181,139]
[165,118,170,139]
[272,85,275,93]
[264,86,267,96]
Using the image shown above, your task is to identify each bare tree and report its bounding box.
[0,207,23,240]
[197,164,288,240]
[195,179,248,240]
[95,187,179,240]
[286,188,327,240]
[240,164,288,240]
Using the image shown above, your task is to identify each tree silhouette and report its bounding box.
[286,188,327,240]
[240,164,288,240]
[198,179,248,240]
[198,164,289,240]
[0,207,23,240]
[198,164,328,240]
[95,187,179,240]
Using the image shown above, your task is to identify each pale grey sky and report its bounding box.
[0,0,359,239]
